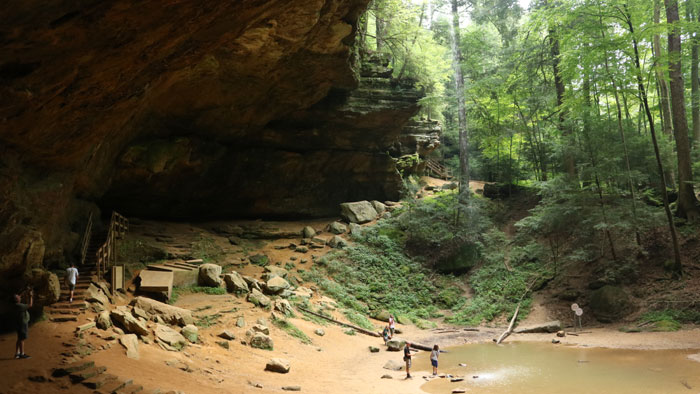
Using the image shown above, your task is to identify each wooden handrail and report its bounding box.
[426,159,451,180]
[79,212,93,267]
[95,211,129,280]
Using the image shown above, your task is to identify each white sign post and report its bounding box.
[571,304,579,332]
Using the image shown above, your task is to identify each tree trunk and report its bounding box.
[549,26,575,178]
[665,0,699,220]
[624,4,683,278]
[654,0,674,137]
[375,10,385,52]
[450,0,470,198]
[690,1,700,145]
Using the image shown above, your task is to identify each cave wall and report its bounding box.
[0,0,439,295]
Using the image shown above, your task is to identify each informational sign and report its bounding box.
[571,303,579,311]
[575,308,583,316]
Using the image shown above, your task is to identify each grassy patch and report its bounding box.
[196,313,222,328]
[634,309,700,332]
[169,285,226,304]
[342,309,375,331]
[272,318,312,345]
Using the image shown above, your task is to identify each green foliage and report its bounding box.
[638,309,700,332]
[343,309,375,331]
[272,318,313,345]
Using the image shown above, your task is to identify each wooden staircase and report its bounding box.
[425,159,452,180]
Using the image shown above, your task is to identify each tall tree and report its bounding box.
[665,0,699,219]
[689,0,700,145]
[653,0,674,137]
[450,0,470,197]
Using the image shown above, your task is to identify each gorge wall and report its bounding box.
[0,0,440,295]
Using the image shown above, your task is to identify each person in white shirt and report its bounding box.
[65,263,79,303]
[430,344,440,375]
[388,315,396,337]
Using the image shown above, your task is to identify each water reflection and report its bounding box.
[417,342,700,394]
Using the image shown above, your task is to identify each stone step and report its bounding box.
[114,383,143,394]
[82,373,118,389]
[50,315,78,322]
[97,378,134,394]
[52,360,95,377]
[69,365,107,383]
[52,301,88,309]
[50,309,82,315]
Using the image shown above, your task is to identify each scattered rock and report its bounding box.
[181,324,198,343]
[315,329,325,337]
[154,324,188,351]
[249,254,270,266]
[273,299,294,315]
[76,322,96,333]
[328,235,347,249]
[302,226,316,238]
[198,263,222,287]
[250,333,274,350]
[236,317,246,328]
[383,360,403,371]
[219,330,236,340]
[340,201,378,223]
[85,283,110,306]
[328,222,347,234]
[381,374,393,379]
[386,339,405,351]
[264,266,289,278]
[249,324,270,335]
[556,330,566,337]
[369,346,379,353]
[248,289,271,308]
[110,307,149,337]
[294,287,313,298]
[514,321,562,334]
[348,223,362,235]
[294,246,308,253]
[265,276,290,294]
[96,311,112,330]
[265,358,290,373]
[119,334,139,360]
[451,378,464,382]
[216,341,230,349]
[224,272,250,294]
[132,306,149,321]
[131,297,194,326]
[282,386,301,391]
[452,389,466,393]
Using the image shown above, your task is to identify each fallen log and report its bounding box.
[496,304,520,345]
[298,307,380,337]
[393,338,447,353]
[463,328,480,332]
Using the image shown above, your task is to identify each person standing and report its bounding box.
[430,344,440,375]
[14,289,33,359]
[388,314,395,337]
[65,263,79,303]
[403,341,412,379]
[382,325,390,345]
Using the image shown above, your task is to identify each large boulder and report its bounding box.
[248,289,271,308]
[155,324,188,351]
[224,272,249,294]
[198,263,222,287]
[96,310,112,330]
[371,310,391,322]
[273,299,294,316]
[386,339,405,351]
[110,307,149,337]
[328,222,347,235]
[328,235,347,249]
[265,277,290,294]
[119,334,139,360]
[130,297,194,326]
[249,254,269,267]
[590,285,633,323]
[265,358,290,373]
[250,333,274,350]
[302,226,316,238]
[370,200,386,215]
[264,266,289,279]
[29,269,61,305]
[514,321,562,334]
[85,283,110,306]
[340,201,378,224]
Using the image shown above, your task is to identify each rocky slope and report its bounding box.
[0,1,440,307]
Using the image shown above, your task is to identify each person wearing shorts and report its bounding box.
[430,344,440,375]
[403,342,412,379]
[14,290,33,359]
[65,263,79,302]
[388,315,395,337]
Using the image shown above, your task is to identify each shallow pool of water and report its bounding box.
[416,342,700,394]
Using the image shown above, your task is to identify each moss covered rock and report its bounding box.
[590,285,633,323]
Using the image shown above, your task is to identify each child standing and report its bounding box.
[430,344,440,375]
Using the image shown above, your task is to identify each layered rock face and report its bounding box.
[0,1,440,293]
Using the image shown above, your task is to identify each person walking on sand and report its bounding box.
[388,314,396,337]
[14,288,33,359]
[404,342,413,379]
[430,344,440,375]
[65,263,79,303]
[382,325,390,345]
